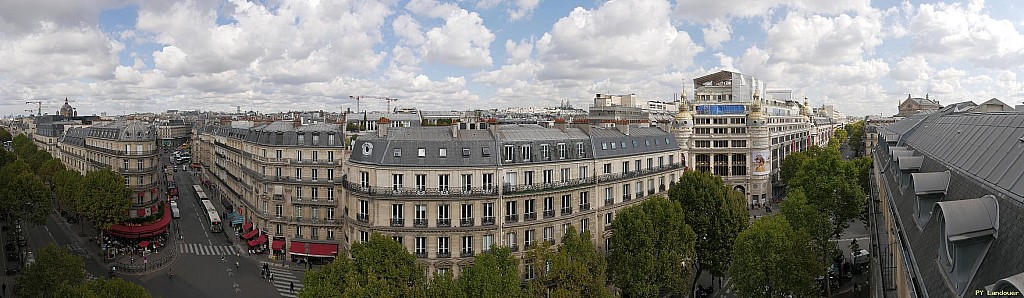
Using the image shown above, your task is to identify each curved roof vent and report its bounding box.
[934,195,1000,296]
[898,156,925,172]
[912,170,951,225]
[986,271,1024,294]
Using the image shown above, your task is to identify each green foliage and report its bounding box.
[39,158,67,188]
[0,127,12,143]
[729,215,819,297]
[667,171,749,287]
[299,257,353,298]
[781,188,835,284]
[608,196,696,297]
[12,134,36,158]
[458,246,523,298]
[852,156,873,195]
[56,278,153,298]
[301,233,425,297]
[82,169,132,231]
[525,227,610,298]
[0,148,15,168]
[845,121,866,155]
[345,122,359,132]
[56,169,86,213]
[0,159,53,225]
[27,149,52,173]
[16,243,88,298]
[789,147,866,238]
[426,271,466,298]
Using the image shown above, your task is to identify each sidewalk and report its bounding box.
[63,216,178,276]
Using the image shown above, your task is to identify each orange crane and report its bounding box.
[349,95,399,113]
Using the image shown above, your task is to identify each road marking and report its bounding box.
[832,237,870,242]
[265,264,304,297]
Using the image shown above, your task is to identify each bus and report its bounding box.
[196,190,208,202]
[201,200,222,232]
[166,173,177,200]
[192,185,203,195]
[206,210,223,233]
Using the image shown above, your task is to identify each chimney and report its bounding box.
[378,117,390,138]
[616,123,631,135]
[554,118,567,132]
[451,119,459,138]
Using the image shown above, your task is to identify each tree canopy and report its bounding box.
[608,196,696,297]
[81,169,132,231]
[0,127,12,143]
[55,277,153,298]
[0,159,53,225]
[16,243,88,298]
[729,214,819,297]
[458,246,523,297]
[525,227,610,298]
[667,170,749,291]
[300,233,425,297]
[789,147,866,237]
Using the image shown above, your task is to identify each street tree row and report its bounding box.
[16,243,152,298]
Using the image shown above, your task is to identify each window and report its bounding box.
[438,237,450,256]
[461,204,473,223]
[503,145,514,162]
[483,202,494,222]
[123,159,129,170]
[544,197,554,213]
[635,181,643,196]
[327,151,334,161]
[524,171,534,186]
[522,145,531,161]
[605,187,614,205]
[312,151,318,161]
[507,232,517,250]
[311,169,318,181]
[311,188,319,200]
[326,229,334,240]
[601,143,607,150]
[544,227,553,242]
[415,237,426,256]
[438,174,450,192]
[392,204,404,220]
[576,142,585,157]
[296,151,303,161]
[622,161,629,173]
[635,160,642,172]
[605,212,613,225]
[359,171,369,188]
[695,140,711,148]
[275,149,282,158]
[505,172,517,188]
[483,234,493,251]
[358,230,368,243]
[439,148,447,158]
[462,236,473,255]
[327,169,334,181]
[358,199,367,216]
[560,168,570,183]
[417,148,426,158]
[506,201,518,218]
[438,204,450,226]
[414,205,427,220]
[392,236,403,244]
[525,229,535,248]
[543,169,553,184]
[462,174,473,192]
[482,173,493,191]
[136,160,142,170]
[713,140,729,148]
[540,144,550,159]
[731,140,747,148]
[561,195,572,214]
[580,166,589,180]
[525,199,535,217]
[557,143,567,159]
[647,158,653,170]
[295,187,303,200]
[392,174,403,191]
[415,174,427,192]
[275,204,283,217]
[579,191,590,210]
[311,227,319,239]
[394,148,402,157]
[295,168,302,181]
[611,142,617,149]
[327,207,335,220]
[482,147,490,157]
[581,218,589,233]
[603,163,612,174]
[462,148,470,157]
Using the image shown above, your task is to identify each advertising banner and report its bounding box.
[696,105,746,115]
[752,149,771,175]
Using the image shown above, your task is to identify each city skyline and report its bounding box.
[1,0,1023,117]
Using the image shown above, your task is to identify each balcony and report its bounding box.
[460,218,474,227]
[342,179,496,198]
[543,210,555,218]
[524,212,537,221]
[119,166,158,174]
[414,219,428,228]
[356,214,368,223]
[437,251,451,258]
[635,192,644,199]
[509,244,519,252]
[390,218,404,227]
[482,216,495,226]
[502,178,595,195]
[623,194,631,201]
[560,208,573,216]
[505,214,519,223]
[659,185,666,192]
[437,219,451,228]
[604,199,614,206]
[460,250,475,258]
[415,252,427,258]
[579,203,591,211]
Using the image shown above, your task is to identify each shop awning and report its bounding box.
[272,240,285,251]
[289,241,338,257]
[242,229,259,240]
[108,204,172,239]
[232,216,244,225]
[247,234,267,247]
[242,222,253,231]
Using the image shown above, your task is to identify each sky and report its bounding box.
[1,0,1023,118]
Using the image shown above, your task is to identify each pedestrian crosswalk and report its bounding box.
[177,243,239,256]
[263,262,304,298]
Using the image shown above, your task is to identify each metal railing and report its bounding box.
[437,219,451,227]
[482,216,495,226]
[390,218,404,227]
[460,250,475,258]
[524,213,537,221]
[543,210,555,218]
[460,218,474,227]
[343,179,496,197]
[505,214,519,223]
[580,203,591,211]
[437,251,451,258]
[356,214,368,223]
[414,219,428,228]
[560,208,572,216]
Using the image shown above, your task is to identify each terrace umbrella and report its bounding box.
[138,241,150,248]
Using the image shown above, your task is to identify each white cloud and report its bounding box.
[765,12,883,65]
[891,56,932,82]
[421,9,495,68]
[702,19,732,49]
[508,0,540,21]
[673,0,871,23]
[909,1,1024,69]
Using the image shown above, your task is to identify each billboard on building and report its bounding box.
[752,149,771,175]
[696,105,746,115]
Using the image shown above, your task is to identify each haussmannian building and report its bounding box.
[193,121,346,260]
[58,121,162,217]
[343,118,684,276]
[676,70,843,206]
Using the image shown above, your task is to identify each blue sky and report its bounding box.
[1,0,1023,117]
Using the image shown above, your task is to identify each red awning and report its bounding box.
[242,229,259,240]
[138,241,149,248]
[289,241,338,257]
[247,239,260,247]
[242,222,252,231]
[108,204,172,239]
[272,240,285,251]
[136,209,146,216]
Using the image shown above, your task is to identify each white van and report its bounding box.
[852,249,869,266]
[170,201,181,219]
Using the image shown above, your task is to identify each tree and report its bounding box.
[845,121,866,156]
[39,158,67,189]
[27,149,52,174]
[667,171,749,292]
[729,215,819,297]
[458,246,523,297]
[301,233,425,297]
[778,151,806,186]
[829,127,848,150]
[0,159,52,225]
[11,134,36,158]
[525,227,610,298]
[81,169,131,245]
[299,257,353,298]
[15,243,87,298]
[789,147,866,238]
[55,277,153,298]
[781,188,834,296]
[426,271,466,298]
[0,127,12,143]
[608,196,696,297]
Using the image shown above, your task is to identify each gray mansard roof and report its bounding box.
[89,121,155,141]
[349,124,678,167]
[201,121,344,147]
[60,127,89,147]
[876,109,1024,297]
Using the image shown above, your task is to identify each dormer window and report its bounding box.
[935,195,999,296]
[897,155,924,188]
[911,170,950,225]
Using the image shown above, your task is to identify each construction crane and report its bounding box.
[349,95,400,113]
[26,101,43,116]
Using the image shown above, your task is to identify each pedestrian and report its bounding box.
[270,273,274,283]
[290,281,294,293]
[235,260,239,269]
[3,282,6,296]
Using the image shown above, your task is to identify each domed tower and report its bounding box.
[746,85,771,206]
[672,80,694,169]
[59,98,74,118]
